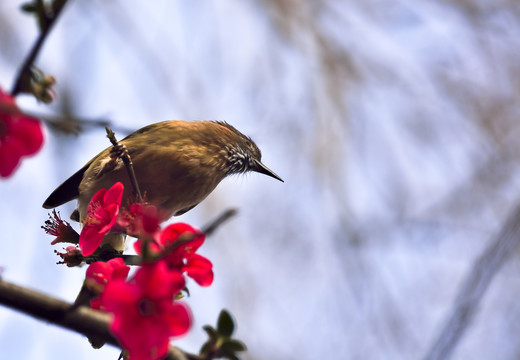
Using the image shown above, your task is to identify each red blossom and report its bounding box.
[86,258,130,310]
[42,209,79,245]
[86,258,130,293]
[118,203,161,239]
[100,261,191,360]
[183,253,213,287]
[0,88,43,178]
[54,246,83,267]
[79,182,124,256]
[134,223,214,287]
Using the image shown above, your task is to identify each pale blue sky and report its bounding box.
[2,1,520,360]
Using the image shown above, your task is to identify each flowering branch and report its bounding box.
[157,208,238,261]
[11,0,69,96]
[118,208,238,266]
[0,278,199,360]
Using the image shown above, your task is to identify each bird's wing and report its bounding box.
[42,162,91,209]
[42,121,176,210]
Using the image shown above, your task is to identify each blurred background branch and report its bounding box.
[2,0,520,359]
[424,200,520,360]
[11,0,68,96]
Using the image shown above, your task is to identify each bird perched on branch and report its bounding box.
[43,120,283,249]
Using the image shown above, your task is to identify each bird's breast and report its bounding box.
[78,143,228,222]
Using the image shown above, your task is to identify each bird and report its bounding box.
[43,120,283,250]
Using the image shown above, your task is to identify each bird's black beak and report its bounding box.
[253,160,284,182]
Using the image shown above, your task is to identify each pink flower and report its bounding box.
[182,253,213,287]
[118,203,161,239]
[54,246,83,267]
[86,258,130,293]
[101,261,191,360]
[0,88,43,177]
[86,258,130,310]
[42,209,79,245]
[79,182,124,256]
[134,223,213,287]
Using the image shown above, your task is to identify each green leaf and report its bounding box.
[217,309,235,337]
[222,339,247,353]
[201,310,247,358]
[202,325,218,342]
[219,339,247,359]
[199,341,212,356]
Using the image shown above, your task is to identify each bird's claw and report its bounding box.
[110,143,127,161]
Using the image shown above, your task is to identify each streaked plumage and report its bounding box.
[43,120,283,228]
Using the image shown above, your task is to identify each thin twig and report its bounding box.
[11,0,69,96]
[0,103,134,135]
[105,126,143,202]
[201,208,238,235]
[423,200,520,360]
[28,111,135,135]
[121,208,238,266]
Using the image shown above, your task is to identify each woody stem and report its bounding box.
[11,0,69,95]
[105,126,143,202]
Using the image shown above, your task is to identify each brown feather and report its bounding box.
[43,120,282,225]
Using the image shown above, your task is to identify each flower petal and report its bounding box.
[135,261,185,299]
[184,254,214,287]
[0,89,43,178]
[0,138,21,177]
[9,116,44,156]
[164,302,191,337]
[79,225,105,256]
[104,181,124,206]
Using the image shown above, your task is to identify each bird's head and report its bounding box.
[216,122,283,182]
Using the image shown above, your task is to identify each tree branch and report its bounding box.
[27,111,135,136]
[423,200,520,360]
[0,278,199,360]
[11,0,69,96]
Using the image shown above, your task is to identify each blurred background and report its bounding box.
[2,1,520,359]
